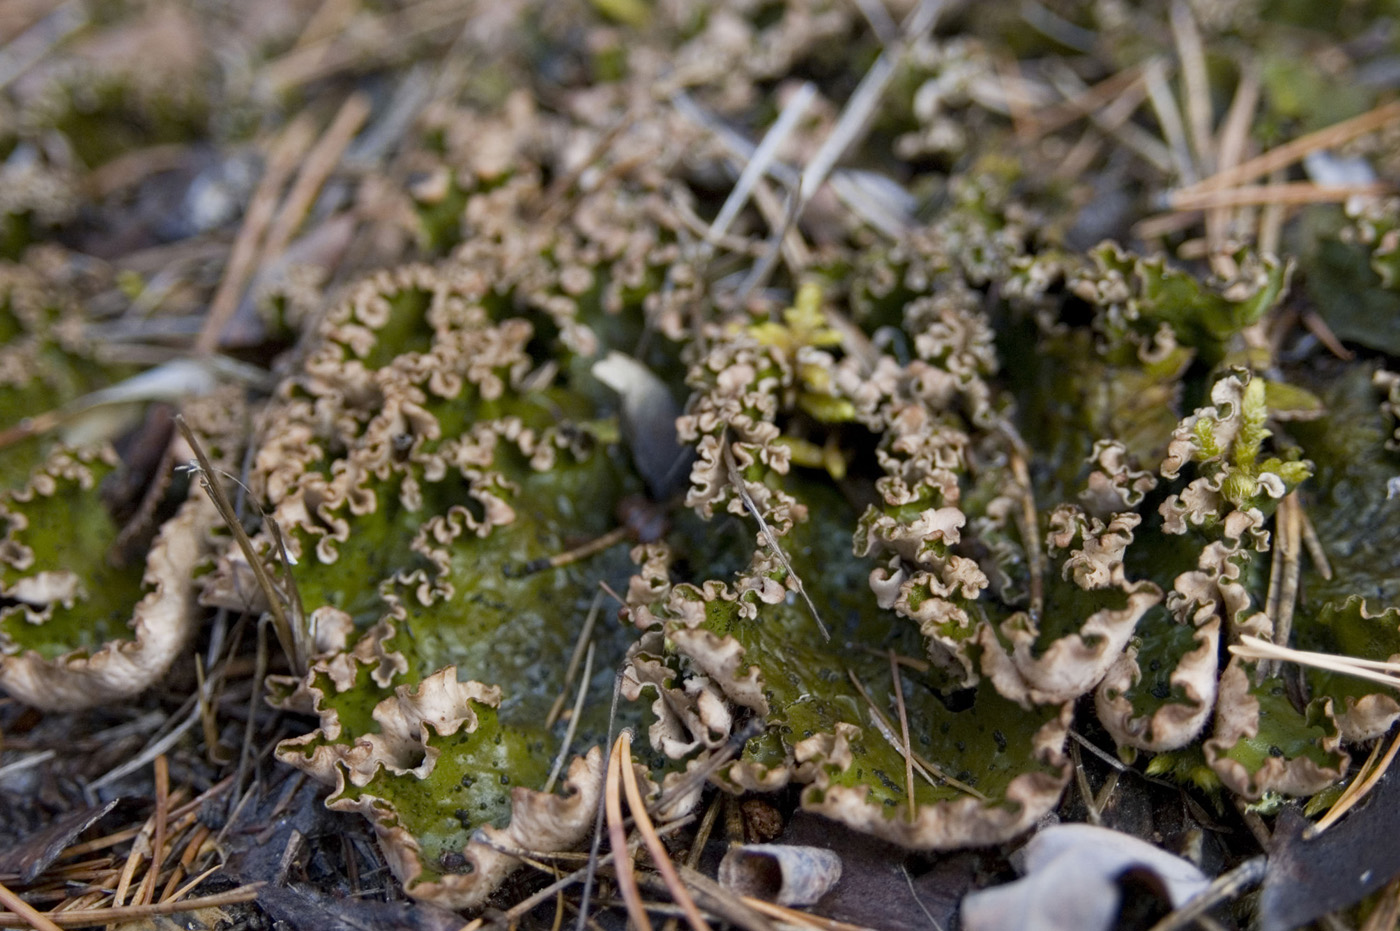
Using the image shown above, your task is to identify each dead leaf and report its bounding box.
[1259,768,1400,931]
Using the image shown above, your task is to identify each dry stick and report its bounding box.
[291,0,357,51]
[670,866,777,931]
[0,0,85,91]
[1271,493,1303,672]
[605,735,652,931]
[0,885,263,929]
[731,180,801,309]
[1093,769,1121,815]
[549,594,604,728]
[159,823,211,902]
[1007,450,1044,622]
[193,114,316,355]
[259,92,372,264]
[749,177,812,283]
[478,820,694,931]
[653,719,765,815]
[991,54,1036,143]
[1258,167,1288,258]
[1180,97,1400,195]
[192,655,228,765]
[63,778,230,860]
[1297,500,1333,579]
[888,650,917,824]
[722,440,829,641]
[618,733,713,931]
[1362,875,1400,931]
[544,642,595,794]
[1301,308,1355,362]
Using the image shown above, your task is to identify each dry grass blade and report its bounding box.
[1144,57,1196,184]
[1362,875,1400,931]
[605,734,652,931]
[1207,63,1260,255]
[721,439,829,640]
[667,866,777,931]
[1007,450,1043,622]
[795,0,944,220]
[1028,63,1146,140]
[0,880,63,931]
[618,732,713,931]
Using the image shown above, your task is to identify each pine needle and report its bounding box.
[605,734,652,931]
[889,650,917,823]
[722,440,829,640]
[618,732,713,931]
[544,642,595,794]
